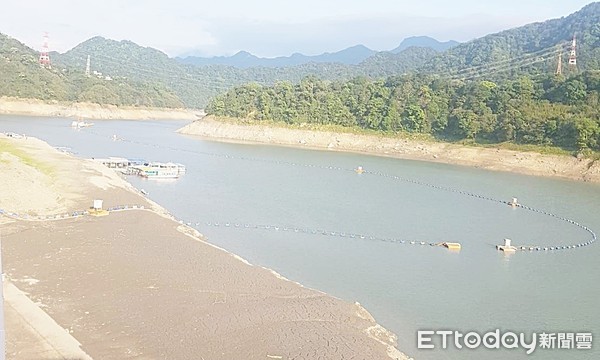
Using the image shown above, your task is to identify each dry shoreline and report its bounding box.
[0,96,203,120]
[178,116,600,183]
[0,133,410,360]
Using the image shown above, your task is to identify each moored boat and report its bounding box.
[71,119,94,128]
[130,162,186,179]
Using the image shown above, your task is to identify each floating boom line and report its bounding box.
[79,129,598,254]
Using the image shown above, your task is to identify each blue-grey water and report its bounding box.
[2,115,599,360]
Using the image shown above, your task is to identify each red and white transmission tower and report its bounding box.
[568,33,577,67]
[39,32,51,68]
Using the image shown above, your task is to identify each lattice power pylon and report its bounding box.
[555,45,563,75]
[85,55,91,77]
[568,33,577,68]
[39,32,51,68]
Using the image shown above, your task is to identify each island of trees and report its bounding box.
[206,73,600,153]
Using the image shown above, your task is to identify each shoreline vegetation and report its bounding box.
[0,133,409,359]
[2,101,598,183]
[0,96,203,120]
[178,116,600,183]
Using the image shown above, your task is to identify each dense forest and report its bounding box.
[206,72,600,152]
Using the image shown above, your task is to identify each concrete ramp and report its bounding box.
[4,281,93,360]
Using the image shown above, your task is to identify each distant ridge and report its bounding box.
[177,36,460,69]
[391,36,460,53]
[178,44,377,68]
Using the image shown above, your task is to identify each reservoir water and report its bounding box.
[2,115,599,359]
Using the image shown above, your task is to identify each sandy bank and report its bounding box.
[178,116,600,183]
[0,133,133,217]
[0,96,203,120]
[1,134,410,359]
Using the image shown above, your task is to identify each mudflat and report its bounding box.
[1,134,408,359]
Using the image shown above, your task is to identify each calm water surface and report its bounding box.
[2,115,599,359]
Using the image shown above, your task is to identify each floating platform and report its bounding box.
[496,245,517,252]
[442,242,461,251]
[496,238,517,252]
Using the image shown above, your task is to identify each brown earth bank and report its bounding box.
[0,96,203,120]
[178,116,600,183]
[0,133,410,360]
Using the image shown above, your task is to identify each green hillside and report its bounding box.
[53,37,440,108]
[0,33,68,100]
[0,33,184,108]
[423,2,600,79]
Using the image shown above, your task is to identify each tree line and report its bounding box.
[206,72,600,152]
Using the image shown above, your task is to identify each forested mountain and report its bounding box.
[178,45,377,68]
[52,36,208,107]
[52,37,349,107]
[0,32,70,100]
[0,33,183,107]
[53,37,440,108]
[421,2,600,78]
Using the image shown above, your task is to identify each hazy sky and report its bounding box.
[0,0,595,57]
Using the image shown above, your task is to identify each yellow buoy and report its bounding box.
[89,209,109,217]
